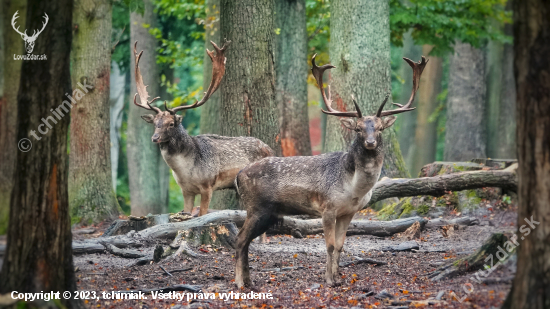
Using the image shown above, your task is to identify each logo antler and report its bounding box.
[11,11,49,54]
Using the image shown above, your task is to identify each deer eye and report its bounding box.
[169,123,174,127]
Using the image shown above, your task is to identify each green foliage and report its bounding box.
[390,0,512,56]
[112,0,132,72]
[306,0,330,63]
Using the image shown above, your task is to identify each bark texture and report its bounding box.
[396,32,422,171]
[444,42,487,161]
[128,0,166,215]
[0,0,82,306]
[69,0,121,224]
[503,0,550,307]
[0,0,26,234]
[411,45,443,175]
[110,61,126,191]
[219,0,280,154]
[485,6,516,160]
[325,0,409,178]
[275,0,311,157]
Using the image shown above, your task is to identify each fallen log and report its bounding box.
[425,216,480,229]
[137,211,428,240]
[101,243,147,259]
[366,164,517,207]
[72,235,143,255]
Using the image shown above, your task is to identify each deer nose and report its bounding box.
[365,138,377,149]
[152,134,160,143]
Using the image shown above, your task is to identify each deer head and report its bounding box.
[312,54,428,150]
[12,11,49,54]
[133,40,230,143]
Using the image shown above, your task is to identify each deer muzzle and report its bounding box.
[365,138,377,149]
[152,134,161,143]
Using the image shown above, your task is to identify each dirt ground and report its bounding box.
[60,205,519,309]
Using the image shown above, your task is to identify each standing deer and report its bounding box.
[133,40,274,217]
[234,55,427,287]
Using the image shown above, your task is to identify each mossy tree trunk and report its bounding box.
[410,45,443,175]
[109,61,126,191]
[502,0,550,307]
[444,42,487,161]
[324,0,409,178]
[0,0,82,306]
[219,0,280,153]
[69,0,121,224]
[128,0,166,216]
[275,0,311,157]
[0,0,26,234]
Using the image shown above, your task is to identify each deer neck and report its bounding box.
[159,124,197,156]
[343,136,384,198]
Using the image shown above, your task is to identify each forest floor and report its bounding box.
[62,205,518,309]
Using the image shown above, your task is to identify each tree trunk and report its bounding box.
[200,0,221,135]
[0,0,82,306]
[324,0,409,178]
[128,0,166,216]
[69,0,121,224]
[275,0,311,157]
[503,0,550,307]
[444,42,487,161]
[485,4,516,160]
[219,0,280,155]
[0,0,26,234]
[396,31,422,172]
[109,61,126,192]
[411,45,443,176]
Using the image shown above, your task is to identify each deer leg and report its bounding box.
[199,189,213,216]
[322,211,337,286]
[235,206,275,288]
[332,214,354,283]
[183,193,195,214]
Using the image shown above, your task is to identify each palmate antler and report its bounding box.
[376,56,428,117]
[311,55,428,119]
[165,39,231,114]
[311,54,363,118]
[133,41,162,114]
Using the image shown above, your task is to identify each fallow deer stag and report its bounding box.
[234,55,428,288]
[133,40,274,217]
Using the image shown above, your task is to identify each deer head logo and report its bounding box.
[11,11,49,54]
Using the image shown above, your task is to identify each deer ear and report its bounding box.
[340,118,357,131]
[174,114,183,124]
[382,116,397,130]
[141,114,155,123]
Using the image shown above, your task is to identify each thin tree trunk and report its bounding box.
[128,0,166,216]
[397,31,421,172]
[159,67,173,208]
[200,0,221,135]
[444,42,486,161]
[411,45,443,176]
[485,4,516,159]
[219,0,280,154]
[275,0,310,157]
[0,0,26,234]
[69,0,121,224]
[324,0,409,178]
[0,0,82,306]
[502,0,550,307]
[110,61,125,192]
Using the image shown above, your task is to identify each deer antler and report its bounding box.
[133,41,161,114]
[166,39,231,114]
[28,13,49,39]
[376,56,428,117]
[11,11,27,38]
[311,54,363,118]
